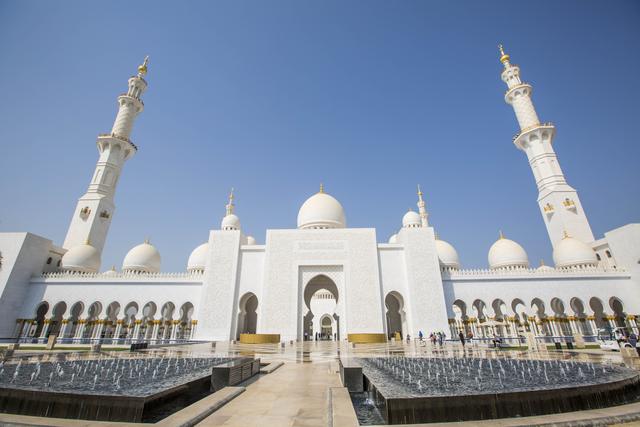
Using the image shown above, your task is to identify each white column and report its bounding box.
[74,320,86,339]
[114,320,123,342]
[39,320,50,339]
[189,320,197,339]
[151,321,160,341]
[58,319,70,339]
[133,321,142,341]
[92,320,105,341]
[170,321,179,341]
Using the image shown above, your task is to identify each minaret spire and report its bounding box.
[63,58,149,255]
[416,184,428,227]
[498,45,594,247]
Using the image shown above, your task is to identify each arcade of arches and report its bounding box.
[15,300,197,342]
[450,295,637,338]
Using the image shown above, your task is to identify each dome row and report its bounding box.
[62,235,259,274]
[390,232,598,271]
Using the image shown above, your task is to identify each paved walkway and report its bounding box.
[198,358,340,427]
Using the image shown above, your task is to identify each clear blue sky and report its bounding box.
[1,1,638,271]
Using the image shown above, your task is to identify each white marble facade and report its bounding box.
[1,50,639,344]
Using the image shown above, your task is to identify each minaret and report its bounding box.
[63,57,149,253]
[498,45,594,247]
[416,184,428,227]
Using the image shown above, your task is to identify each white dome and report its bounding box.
[488,234,529,270]
[61,243,101,273]
[103,266,118,276]
[297,189,346,229]
[553,235,598,269]
[221,214,240,231]
[388,234,398,244]
[436,238,460,269]
[246,236,256,245]
[187,242,209,272]
[123,241,161,273]
[402,210,421,228]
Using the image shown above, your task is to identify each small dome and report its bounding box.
[402,210,421,228]
[436,238,460,269]
[103,266,118,276]
[221,214,240,231]
[536,260,554,272]
[123,240,161,273]
[388,234,398,244]
[553,234,598,269]
[187,242,209,272]
[488,233,529,270]
[61,242,101,273]
[297,187,346,229]
[246,236,256,245]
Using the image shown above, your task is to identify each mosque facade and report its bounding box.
[0,48,639,344]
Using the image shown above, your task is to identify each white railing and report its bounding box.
[33,271,204,280]
[444,265,624,278]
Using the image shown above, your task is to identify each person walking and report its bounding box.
[418,330,424,342]
[458,331,466,347]
[629,332,639,356]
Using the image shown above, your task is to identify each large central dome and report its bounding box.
[297,186,346,229]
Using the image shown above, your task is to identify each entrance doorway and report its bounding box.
[236,292,258,339]
[385,291,407,340]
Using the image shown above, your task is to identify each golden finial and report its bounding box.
[417,184,423,197]
[540,259,545,267]
[498,44,510,64]
[435,232,440,240]
[319,183,324,194]
[144,237,150,244]
[138,55,149,77]
[499,230,505,240]
[110,265,116,272]
[226,188,235,215]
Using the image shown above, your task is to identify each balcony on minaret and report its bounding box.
[512,122,555,151]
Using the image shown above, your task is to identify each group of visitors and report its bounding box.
[303,331,336,341]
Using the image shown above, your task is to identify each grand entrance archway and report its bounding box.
[301,274,342,341]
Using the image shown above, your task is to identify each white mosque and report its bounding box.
[0,48,639,344]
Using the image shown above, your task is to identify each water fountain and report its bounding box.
[0,353,233,422]
[349,355,640,424]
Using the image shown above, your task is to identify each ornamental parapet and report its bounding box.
[627,315,637,320]
[33,270,204,282]
[444,264,624,279]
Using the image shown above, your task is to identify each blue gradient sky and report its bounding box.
[1,1,639,271]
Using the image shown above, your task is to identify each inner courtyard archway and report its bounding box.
[302,275,340,341]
